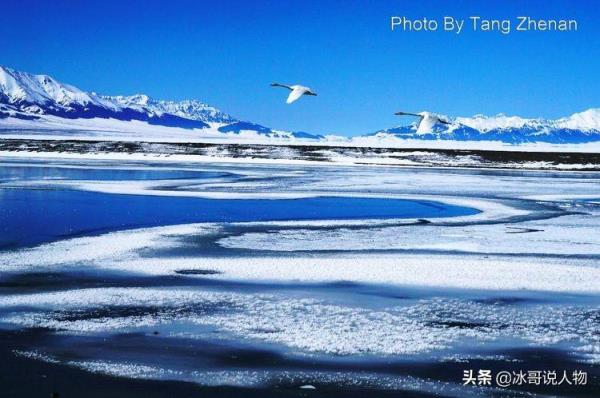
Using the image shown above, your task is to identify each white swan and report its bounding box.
[271,83,317,104]
[395,111,450,134]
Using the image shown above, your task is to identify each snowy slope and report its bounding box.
[106,94,236,124]
[0,65,210,129]
[0,65,321,140]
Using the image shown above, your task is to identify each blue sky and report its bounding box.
[2,0,598,136]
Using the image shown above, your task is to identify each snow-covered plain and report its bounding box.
[0,158,599,395]
[3,113,600,152]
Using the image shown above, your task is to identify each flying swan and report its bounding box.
[271,83,317,104]
[394,111,450,134]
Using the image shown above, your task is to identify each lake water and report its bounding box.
[0,163,477,249]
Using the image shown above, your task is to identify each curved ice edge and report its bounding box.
[121,254,600,294]
[1,222,599,294]
[1,178,528,224]
[227,195,529,226]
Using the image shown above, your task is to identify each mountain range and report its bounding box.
[0,65,321,140]
[369,109,600,144]
[1,65,599,146]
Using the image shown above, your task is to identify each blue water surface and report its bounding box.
[0,188,478,249]
[0,162,479,249]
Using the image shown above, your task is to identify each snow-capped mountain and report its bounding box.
[0,65,321,139]
[106,94,236,124]
[0,65,212,129]
[1,65,599,147]
[369,109,600,144]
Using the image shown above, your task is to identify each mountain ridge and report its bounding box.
[0,65,321,139]
[372,109,600,144]
[1,65,599,145]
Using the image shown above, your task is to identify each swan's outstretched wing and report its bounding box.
[286,87,307,104]
[271,83,293,90]
[394,111,428,132]
[395,111,449,133]
[394,111,421,117]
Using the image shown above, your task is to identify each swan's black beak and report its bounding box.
[307,92,317,96]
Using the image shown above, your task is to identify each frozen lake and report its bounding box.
[0,158,598,397]
[0,166,476,248]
